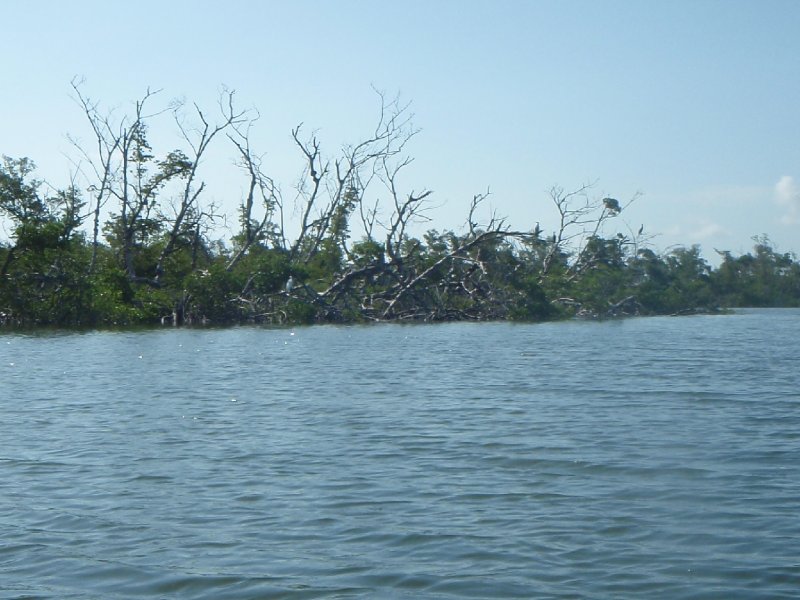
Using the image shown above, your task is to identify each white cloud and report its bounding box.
[689,221,726,240]
[775,175,800,224]
[637,181,798,259]
[683,184,766,208]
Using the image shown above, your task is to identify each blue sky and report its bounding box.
[2,0,799,261]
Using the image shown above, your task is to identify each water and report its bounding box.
[1,309,799,598]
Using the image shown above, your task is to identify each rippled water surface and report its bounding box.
[2,309,799,598]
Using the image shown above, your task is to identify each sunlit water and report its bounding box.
[1,309,799,599]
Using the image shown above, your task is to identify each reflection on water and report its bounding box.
[1,309,799,598]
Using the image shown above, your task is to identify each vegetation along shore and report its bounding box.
[1,85,798,328]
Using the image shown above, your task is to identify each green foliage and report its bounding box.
[351,239,384,267]
[711,238,800,307]
[0,157,46,222]
[302,239,342,289]
[285,299,317,324]
[507,274,557,321]
[86,263,141,324]
[183,260,243,323]
[241,247,291,295]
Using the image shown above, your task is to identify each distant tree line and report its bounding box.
[1,85,798,327]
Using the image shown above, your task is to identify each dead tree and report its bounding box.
[70,80,122,274]
[71,82,248,286]
[538,183,639,282]
[288,89,417,264]
[308,180,532,322]
[71,83,169,282]
[153,91,248,283]
[378,193,530,320]
[225,119,284,271]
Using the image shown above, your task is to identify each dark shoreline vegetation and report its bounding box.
[2,85,799,328]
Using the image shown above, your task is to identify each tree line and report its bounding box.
[1,85,798,327]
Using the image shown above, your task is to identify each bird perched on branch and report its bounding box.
[285,276,295,293]
[602,197,621,214]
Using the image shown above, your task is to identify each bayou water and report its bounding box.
[1,309,798,598]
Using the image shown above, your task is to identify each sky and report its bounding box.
[2,0,799,262]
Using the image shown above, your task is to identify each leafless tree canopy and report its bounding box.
[60,82,645,325]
